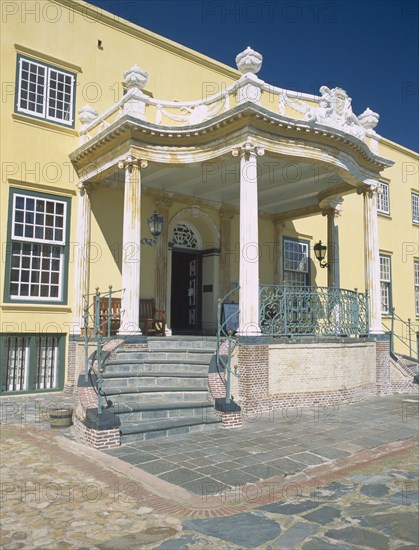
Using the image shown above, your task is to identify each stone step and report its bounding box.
[107,400,215,423]
[102,372,208,389]
[105,359,210,373]
[104,386,209,402]
[115,350,215,361]
[147,337,217,350]
[120,415,221,442]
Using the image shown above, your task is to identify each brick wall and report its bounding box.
[73,413,120,449]
[63,339,77,394]
[375,336,392,395]
[237,342,269,408]
[389,357,419,394]
[269,342,376,394]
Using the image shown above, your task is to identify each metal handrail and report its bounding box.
[216,287,240,404]
[382,307,418,361]
[82,286,124,415]
[259,285,369,338]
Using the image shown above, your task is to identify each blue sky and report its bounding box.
[85,0,418,152]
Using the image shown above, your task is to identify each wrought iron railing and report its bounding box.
[383,307,418,362]
[259,285,369,337]
[82,286,123,414]
[216,288,240,404]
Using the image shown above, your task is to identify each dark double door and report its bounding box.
[171,250,202,333]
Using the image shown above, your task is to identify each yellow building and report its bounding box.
[1,0,418,425]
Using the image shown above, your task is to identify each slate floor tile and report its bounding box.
[158,467,202,485]
[288,452,328,466]
[210,469,260,487]
[137,459,177,475]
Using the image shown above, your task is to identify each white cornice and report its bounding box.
[70,105,393,174]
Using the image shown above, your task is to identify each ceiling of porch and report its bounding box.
[101,152,352,216]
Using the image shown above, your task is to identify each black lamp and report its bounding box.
[314,240,328,268]
[141,211,164,246]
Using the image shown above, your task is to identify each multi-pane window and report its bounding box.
[8,191,68,301]
[412,193,419,224]
[283,239,309,286]
[16,56,75,126]
[380,255,392,315]
[377,182,390,214]
[1,334,63,393]
[415,261,419,317]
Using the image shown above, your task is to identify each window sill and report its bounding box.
[377,213,391,219]
[1,304,71,313]
[12,113,78,137]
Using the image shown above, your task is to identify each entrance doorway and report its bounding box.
[171,250,202,334]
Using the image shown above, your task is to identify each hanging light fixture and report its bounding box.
[141,211,164,246]
[314,240,328,268]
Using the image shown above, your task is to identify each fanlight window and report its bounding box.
[172,223,199,249]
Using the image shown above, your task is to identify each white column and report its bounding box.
[219,206,235,298]
[325,199,343,288]
[233,141,264,336]
[117,155,146,335]
[363,183,383,334]
[72,182,91,335]
[155,196,172,336]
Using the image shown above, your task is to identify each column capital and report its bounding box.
[322,199,344,218]
[220,205,236,220]
[357,181,382,197]
[76,181,96,196]
[154,197,173,210]
[118,155,148,172]
[232,141,265,160]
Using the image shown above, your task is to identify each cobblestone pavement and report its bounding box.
[0,394,418,549]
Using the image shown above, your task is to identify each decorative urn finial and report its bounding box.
[78,104,98,125]
[123,65,148,90]
[235,46,263,75]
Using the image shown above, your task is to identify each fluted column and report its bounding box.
[233,141,264,336]
[154,195,172,318]
[72,182,92,335]
[219,206,235,298]
[362,182,383,334]
[324,198,343,288]
[117,155,147,335]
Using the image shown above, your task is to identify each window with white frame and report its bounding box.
[1,334,63,393]
[16,56,76,126]
[8,192,68,301]
[283,239,309,286]
[377,182,390,214]
[415,261,419,317]
[380,254,392,315]
[412,193,419,224]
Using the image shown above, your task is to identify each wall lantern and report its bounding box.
[314,240,329,268]
[141,211,164,246]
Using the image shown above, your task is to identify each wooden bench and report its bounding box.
[97,297,121,336]
[139,298,166,336]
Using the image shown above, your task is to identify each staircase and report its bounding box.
[101,337,221,442]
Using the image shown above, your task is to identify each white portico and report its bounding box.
[69,47,393,337]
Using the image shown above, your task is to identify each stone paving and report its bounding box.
[0,393,418,549]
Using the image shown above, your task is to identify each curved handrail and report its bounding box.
[216,287,240,404]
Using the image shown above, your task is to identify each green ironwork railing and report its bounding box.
[383,307,419,362]
[82,286,123,415]
[216,288,240,404]
[259,285,369,337]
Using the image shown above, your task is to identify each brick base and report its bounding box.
[222,411,242,428]
[72,412,120,449]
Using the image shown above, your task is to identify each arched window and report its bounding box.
[172,223,199,249]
